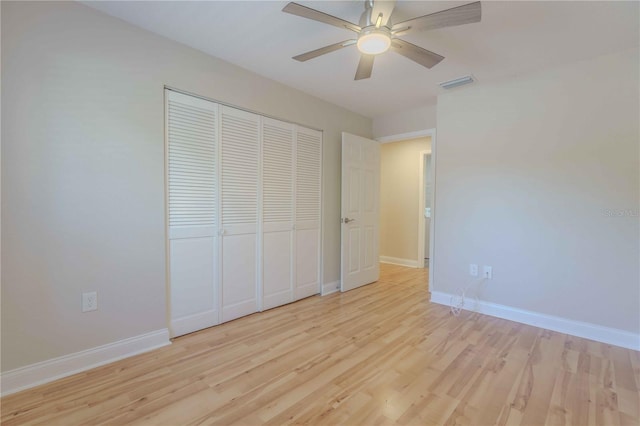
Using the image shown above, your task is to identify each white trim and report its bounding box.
[417,150,431,269]
[163,89,172,336]
[321,280,340,296]
[428,129,437,291]
[376,129,434,144]
[0,329,171,397]
[430,292,640,351]
[379,256,419,268]
[319,129,324,297]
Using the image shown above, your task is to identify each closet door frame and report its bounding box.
[165,87,324,332]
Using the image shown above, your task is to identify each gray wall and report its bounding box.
[373,104,437,140]
[434,48,639,333]
[1,1,371,372]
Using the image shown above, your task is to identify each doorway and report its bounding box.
[377,129,436,286]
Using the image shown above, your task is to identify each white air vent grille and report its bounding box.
[439,75,475,90]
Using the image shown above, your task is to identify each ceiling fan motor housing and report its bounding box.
[357,26,392,55]
[357,1,394,55]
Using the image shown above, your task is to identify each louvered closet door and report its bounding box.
[220,106,260,322]
[295,126,322,300]
[166,90,219,337]
[261,118,295,310]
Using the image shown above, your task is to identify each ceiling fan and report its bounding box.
[282,0,481,80]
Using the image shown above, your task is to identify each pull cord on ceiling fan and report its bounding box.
[283,0,482,80]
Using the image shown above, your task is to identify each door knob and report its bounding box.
[343,217,356,224]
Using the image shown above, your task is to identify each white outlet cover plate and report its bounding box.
[82,291,98,312]
[469,264,478,276]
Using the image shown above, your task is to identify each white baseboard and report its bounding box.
[430,291,640,351]
[379,256,419,268]
[1,328,171,396]
[321,280,340,296]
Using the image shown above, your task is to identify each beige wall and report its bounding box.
[1,1,371,372]
[435,47,639,333]
[380,137,431,263]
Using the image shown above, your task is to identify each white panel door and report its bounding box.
[341,132,380,292]
[166,90,219,337]
[220,106,260,322]
[295,126,322,300]
[262,118,295,310]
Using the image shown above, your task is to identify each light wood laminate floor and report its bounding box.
[2,264,639,425]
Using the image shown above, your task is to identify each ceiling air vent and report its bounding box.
[439,75,475,90]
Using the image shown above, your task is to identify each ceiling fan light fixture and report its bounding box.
[357,27,391,55]
[283,1,482,79]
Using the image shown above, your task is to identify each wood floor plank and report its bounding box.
[2,263,638,425]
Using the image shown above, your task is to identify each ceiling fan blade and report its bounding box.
[392,1,481,36]
[370,0,396,27]
[293,40,356,62]
[391,39,444,69]
[283,2,361,33]
[355,54,375,80]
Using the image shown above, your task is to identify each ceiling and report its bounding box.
[84,1,639,119]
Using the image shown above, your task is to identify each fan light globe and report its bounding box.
[357,30,391,55]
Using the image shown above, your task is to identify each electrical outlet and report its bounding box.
[483,266,493,279]
[82,291,98,312]
[469,264,478,276]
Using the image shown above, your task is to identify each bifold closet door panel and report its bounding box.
[263,231,293,310]
[221,233,256,321]
[169,237,217,336]
[294,126,322,301]
[262,118,295,310]
[166,90,219,337]
[295,227,321,299]
[220,106,260,322]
